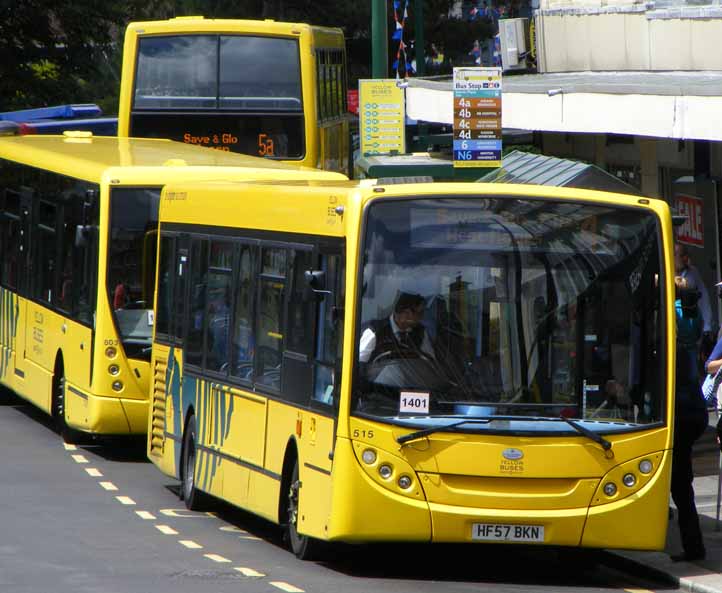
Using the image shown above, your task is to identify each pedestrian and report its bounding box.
[675,243,716,355]
[670,276,707,562]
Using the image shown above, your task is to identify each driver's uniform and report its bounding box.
[358,315,434,363]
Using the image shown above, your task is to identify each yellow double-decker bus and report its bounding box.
[117,17,349,174]
[0,133,344,441]
[148,178,675,557]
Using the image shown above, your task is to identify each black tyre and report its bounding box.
[285,459,324,560]
[52,367,82,444]
[181,414,207,510]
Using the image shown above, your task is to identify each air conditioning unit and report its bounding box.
[499,18,529,72]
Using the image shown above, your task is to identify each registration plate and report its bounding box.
[471,523,544,542]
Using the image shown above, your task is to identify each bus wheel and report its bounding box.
[285,459,323,560]
[181,414,207,511]
[52,367,81,444]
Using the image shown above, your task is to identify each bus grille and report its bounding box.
[150,357,168,454]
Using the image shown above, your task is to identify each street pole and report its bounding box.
[371,0,388,78]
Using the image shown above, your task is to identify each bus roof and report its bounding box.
[125,16,344,39]
[157,177,672,238]
[0,134,345,184]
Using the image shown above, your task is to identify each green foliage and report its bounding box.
[0,0,167,112]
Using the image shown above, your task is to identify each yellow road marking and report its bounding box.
[71,454,88,464]
[204,554,231,563]
[99,482,118,491]
[63,444,77,451]
[136,511,156,520]
[624,590,654,593]
[115,496,135,505]
[156,525,178,535]
[179,540,203,549]
[234,567,265,577]
[85,468,102,477]
[240,536,262,541]
[270,582,305,593]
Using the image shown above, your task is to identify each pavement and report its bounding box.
[607,411,722,593]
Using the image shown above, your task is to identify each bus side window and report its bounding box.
[312,253,344,409]
[186,239,209,368]
[205,240,233,374]
[155,234,175,341]
[231,244,255,381]
[255,247,287,391]
[280,249,315,404]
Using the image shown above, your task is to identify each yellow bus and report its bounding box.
[117,17,350,174]
[148,178,675,557]
[0,133,345,441]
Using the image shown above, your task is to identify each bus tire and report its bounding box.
[181,414,207,511]
[52,363,82,444]
[285,459,324,560]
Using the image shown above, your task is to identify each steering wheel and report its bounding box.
[369,348,435,366]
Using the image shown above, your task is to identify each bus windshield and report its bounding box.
[353,197,665,432]
[107,187,161,360]
[134,35,302,111]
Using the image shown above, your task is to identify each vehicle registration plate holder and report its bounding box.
[471,523,544,542]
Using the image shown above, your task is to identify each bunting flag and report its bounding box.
[392,0,414,78]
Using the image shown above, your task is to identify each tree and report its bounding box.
[0,0,168,112]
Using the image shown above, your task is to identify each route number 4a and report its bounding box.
[458,98,471,107]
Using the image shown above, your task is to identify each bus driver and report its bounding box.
[358,292,435,365]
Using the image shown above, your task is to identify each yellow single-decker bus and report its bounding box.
[0,133,344,440]
[148,178,675,557]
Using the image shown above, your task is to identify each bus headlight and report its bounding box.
[639,459,653,474]
[111,380,123,392]
[361,449,377,464]
[398,475,412,489]
[622,473,637,487]
[378,464,393,479]
[603,482,617,496]
[105,346,117,358]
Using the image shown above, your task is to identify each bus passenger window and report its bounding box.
[231,245,255,380]
[313,254,344,407]
[186,240,208,368]
[256,248,286,390]
[155,235,174,340]
[205,241,233,374]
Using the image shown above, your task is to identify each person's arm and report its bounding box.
[359,328,376,363]
[704,337,722,374]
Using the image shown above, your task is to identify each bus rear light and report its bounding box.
[108,364,120,376]
[111,381,123,392]
[105,346,117,358]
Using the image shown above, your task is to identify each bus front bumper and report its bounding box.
[65,385,148,435]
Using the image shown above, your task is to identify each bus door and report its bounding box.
[294,246,344,539]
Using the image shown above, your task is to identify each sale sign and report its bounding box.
[675,194,704,246]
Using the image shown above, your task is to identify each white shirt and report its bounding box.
[358,314,434,363]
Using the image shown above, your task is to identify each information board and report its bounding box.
[358,79,406,156]
[453,67,502,168]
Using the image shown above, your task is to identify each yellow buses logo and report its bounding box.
[502,448,523,460]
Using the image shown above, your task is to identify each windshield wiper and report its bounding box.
[396,419,492,446]
[560,416,612,451]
